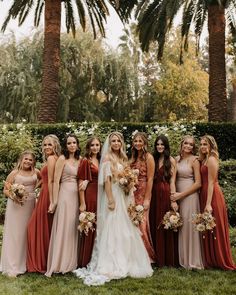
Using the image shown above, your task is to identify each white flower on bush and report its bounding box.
[123,126,127,130]
[79,212,87,221]
[126,144,131,149]
[173,127,178,131]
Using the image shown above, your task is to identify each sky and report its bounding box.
[0,1,125,48]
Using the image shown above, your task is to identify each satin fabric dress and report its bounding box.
[200,165,236,270]
[27,166,53,273]
[131,159,156,262]
[176,159,204,269]
[45,162,79,276]
[0,173,36,276]
[77,159,98,267]
[150,166,179,267]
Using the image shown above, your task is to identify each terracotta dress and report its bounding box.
[27,165,53,273]
[200,165,236,270]
[131,159,156,262]
[46,162,79,276]
[0,173,37,276]
[150,166,179,267]
[77,159,98,267]
[176,159,204,269]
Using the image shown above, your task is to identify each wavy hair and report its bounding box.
[15,150,36,171]
[42,134,61,161]
[84,136,101,160]
[177,135,197,162]
[63,134,81,160]
[153,134,171,182]
[131,132,148,163]
[199,135,219,162]
[107,132,128,178]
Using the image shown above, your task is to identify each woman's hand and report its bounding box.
[171,201,178,212]
[108,199,115,210]
[204,204,213,213]
[143,199,150,210]
[170,192,182,202]
[79,203,86,212]
[48,203,57,214]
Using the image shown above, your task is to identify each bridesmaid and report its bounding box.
[27,134,61,273]
[77,137,101,267]
[46,134,81,276]
[171,135,204,270]
[0,151,40,277]
[199,135,236,270]
[149,135,179,267]
[130,132,156,262]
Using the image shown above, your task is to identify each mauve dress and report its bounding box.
[176,159,204,269]
[150,166,179,267]
[27,165,54,273]
[0,173,36,276]
[200,165,236,270]
[131,159,156,262]
[77,158,98,267]
[46,162,79,276]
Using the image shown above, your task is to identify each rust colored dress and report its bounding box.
[131,159,156,262]
[200,165,236,270]
[27,165,54,273]
[150,166,179,267]
[77,158,98,267]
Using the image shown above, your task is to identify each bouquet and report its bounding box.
[118,166,139,195]
[127,204,144,226]
[6,182,28,206]
[78,211,96,236]
[162,210,183,232]
[192,212,216,232]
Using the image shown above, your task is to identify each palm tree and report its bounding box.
[1,0,128,123]
[129,0,236,122]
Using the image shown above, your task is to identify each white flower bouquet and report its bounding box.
[192,212,216,232]
[162,210,183,232]
[78,211,96,236]
[127,204,144,226]
[6,182,28,206]
[118,166,139,195]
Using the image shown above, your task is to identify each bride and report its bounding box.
[73,131,153,285]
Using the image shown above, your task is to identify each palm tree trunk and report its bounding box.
[37,0,61,123]
[208,4,227,122]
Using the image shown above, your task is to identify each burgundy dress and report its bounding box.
[150,166,179,267]
[200,165,236,270]
[27,166,53,273]
[77,159,98,267]
[131,159,156,262]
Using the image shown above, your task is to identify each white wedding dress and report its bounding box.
[73,161,153,285]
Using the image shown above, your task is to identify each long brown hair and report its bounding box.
[199,135,219,162]
[84,136,101,160]
[131,132,148,163]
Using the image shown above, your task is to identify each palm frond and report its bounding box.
[64,0,76,37]
[34,0,44,27]
[74,0,86,30]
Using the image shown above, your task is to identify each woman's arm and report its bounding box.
[143,153,155,210]
[3,170,17,198]
[47,155,59,213]
[104,176,115,210]
[171,157,201,201]
[205,156,218,212]
[170,158,178,211]
[79,180,86,212]
[51,156,65,211]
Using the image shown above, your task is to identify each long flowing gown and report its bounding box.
[0,173,37,276]
[176,159,204,269]
[27,165,53,273]
[45,162,79,276]
[149,166,179,267]
[200,165,236,270]
[130,159,156,262]
[73,161,153,285]
[77,159,98,267]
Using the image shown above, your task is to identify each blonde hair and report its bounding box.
[42,134,61,161]
[178,135,197,162]
[199,135,219,162]
[107,132,128,178]
[15,150,36,171]
[131,132,148,163]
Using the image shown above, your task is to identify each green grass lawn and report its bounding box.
[0,222,236,295]
[0,250,235,295]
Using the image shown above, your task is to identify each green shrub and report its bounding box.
[229,227,236,248]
